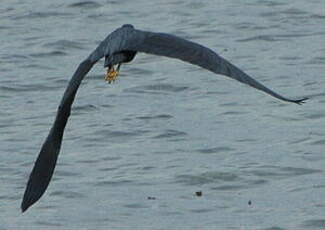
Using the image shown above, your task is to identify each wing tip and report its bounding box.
[21,202,29,213]
[292,97,309,105]
[21,184,41,213]
[21,193,34,213]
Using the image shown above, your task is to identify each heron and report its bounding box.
[21,24,307,212]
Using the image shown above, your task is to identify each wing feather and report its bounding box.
[21,59,94,212]
[129,30,307,104]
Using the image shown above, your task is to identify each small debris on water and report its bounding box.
[195,191,202,197]
[248,200,252,205]
[147,196,156,200]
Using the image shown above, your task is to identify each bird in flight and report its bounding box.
[21,24,307,212]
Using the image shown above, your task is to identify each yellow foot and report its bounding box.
[105,66,119,83]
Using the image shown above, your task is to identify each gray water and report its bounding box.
[1,0,325,229]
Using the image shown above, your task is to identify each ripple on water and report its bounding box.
[93,179,134,187]
[280,8,308,16]
[136,114,173,120]
[21,63,56,70]
[219,110,248,116]
[236,35,284,42]
[72,104,98,115]
[68,1,102,8]
[124,83,189,95]
[259,227,286,230]
[123,203,149,209]
[175,171,240,186]
[310,14,325,19]
[309,139,325,146]
[237,32,319,43]
[301,219,325,229]
[0,83,61,93]
[98,130,148,138]
[175,165,321,191]
[211,179,268,191]
[305,57,325,65]
[34,220,62,227]
[189,208,214,214]
[125,66,155,75]
[44,40,85,51]
[248,165,321,179]
[196,146,235,154]
[30,51,67,58]
[13,11,72,20]
[153,129,187,140]
[50,190,85,199]
[2,54,29,63]
[85,129,149,143]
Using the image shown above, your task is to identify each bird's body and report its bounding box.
[21,24,307,212]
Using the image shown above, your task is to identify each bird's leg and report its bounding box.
[105,64,121,83]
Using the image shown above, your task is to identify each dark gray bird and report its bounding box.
[21,24,307,212]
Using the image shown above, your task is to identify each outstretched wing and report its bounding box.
[22,25,307,213]
[20,27,123,212]
[21,59,95,212]
[127,30,307,104]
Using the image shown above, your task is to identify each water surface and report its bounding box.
[1,0,325,229]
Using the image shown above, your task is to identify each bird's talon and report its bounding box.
[105,67,119,83]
